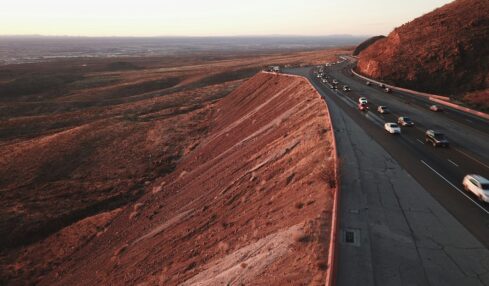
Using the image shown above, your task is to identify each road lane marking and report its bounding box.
[420,160,489,215]
[448,159,459,167]
[453,148,489,170]
[416,139,424,145]
[365,112,384,127]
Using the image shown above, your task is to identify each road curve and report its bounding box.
[285,64,489,286]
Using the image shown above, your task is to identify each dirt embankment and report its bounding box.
[29,72,336,285]
[356,0,489,107]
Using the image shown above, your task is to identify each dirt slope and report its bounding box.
[357,0,489,97]
[33,72,336,285]
[1,49,343,284]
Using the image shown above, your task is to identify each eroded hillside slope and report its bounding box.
[357,0,489,100]
[30,72,336,285]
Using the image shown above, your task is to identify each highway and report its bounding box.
[285,63,489,285]
[319,61,489,244]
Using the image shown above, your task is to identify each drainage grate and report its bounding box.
[345,231,355,243]
[342,228,360,246]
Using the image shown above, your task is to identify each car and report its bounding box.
[358,97,368,104]
[430,105,443,112]
[425,130,449,147]
[397,116,414,127]
[322,78,327,83]
[384,123,401,134]
[379,83,385,88]
[377,106,390,114]
[384,87,392,93]
[463,175,489,203]
[366,81,371,86]
[327,83,334,89]
[332,79,339,84]
[342,85,351,92]
[358,103,369,111]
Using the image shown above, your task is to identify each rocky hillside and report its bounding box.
[357,0,489,97]
[353,36,385,56]
[3,72,337,285]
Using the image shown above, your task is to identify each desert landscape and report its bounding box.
[0,46,344,284]
[2,1,488,285]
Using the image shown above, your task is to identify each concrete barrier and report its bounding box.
[303,74,340,286]
[430,97,489,120]
[351,69,489,121]
[350,69,449,100]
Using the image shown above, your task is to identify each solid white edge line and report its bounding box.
[420,160,489,215]
[416,139,424,144]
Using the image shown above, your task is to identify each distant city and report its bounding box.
[0,35,367,65]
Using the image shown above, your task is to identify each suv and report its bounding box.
[463,175,489,203]
[397,116,414,127]
[425,130,449,147]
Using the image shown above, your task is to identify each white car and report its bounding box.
[358,97,368,104]
[463,175,489,203]
[384,123,401,134]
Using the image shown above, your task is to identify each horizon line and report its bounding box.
[0,34,373,38]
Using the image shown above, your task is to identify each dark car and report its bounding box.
[398,116,414,127]
[425,130,449,147]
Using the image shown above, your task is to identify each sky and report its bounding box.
[0,0,453,37]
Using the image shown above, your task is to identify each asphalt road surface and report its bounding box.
[285,64,489,285]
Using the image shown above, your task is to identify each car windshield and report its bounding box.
[481,183,489,190]
[391,124,398,127]
[404,117,412,122]
[434,133,446,140]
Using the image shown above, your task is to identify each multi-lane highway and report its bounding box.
[319,61,489,244]
[285,62,489,285]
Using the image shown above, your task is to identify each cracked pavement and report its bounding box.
[285,67,489,286]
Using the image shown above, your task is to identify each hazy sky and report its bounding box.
[0,0,452,37]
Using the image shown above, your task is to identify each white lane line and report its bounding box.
[465,119,474,123]
[420,160,489,215]
[448,159,459,167]
[365,112,384,127]
[416,139,424,145]
[453,148,489,170]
